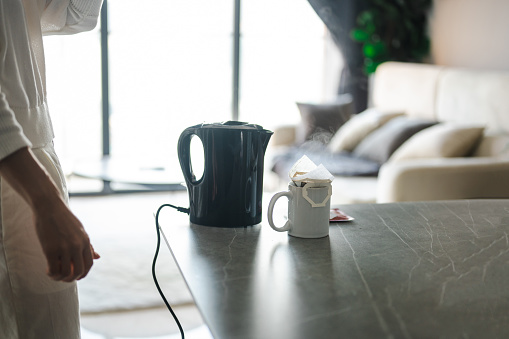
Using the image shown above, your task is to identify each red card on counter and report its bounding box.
[329,208,354,222]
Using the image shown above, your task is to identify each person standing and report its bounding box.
[0,0,104,337]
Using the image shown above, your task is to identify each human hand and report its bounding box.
[34,199,100,282]
[0,147,100,282]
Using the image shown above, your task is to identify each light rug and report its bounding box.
[71,192,193,314]
[77,233,192,313]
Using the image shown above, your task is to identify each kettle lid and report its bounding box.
[194,121,269,131]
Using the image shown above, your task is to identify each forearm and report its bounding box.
[0,146,98,281]
[0,147,65,216]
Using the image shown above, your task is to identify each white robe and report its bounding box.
[0,142,80,338]
[0,0,103,337]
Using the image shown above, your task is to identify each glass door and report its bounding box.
[44,0,342,194]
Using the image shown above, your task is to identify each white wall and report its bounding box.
[430,0,509,70]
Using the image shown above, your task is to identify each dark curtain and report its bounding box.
[307,0,368,113]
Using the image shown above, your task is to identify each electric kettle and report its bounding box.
[178,121,273,227]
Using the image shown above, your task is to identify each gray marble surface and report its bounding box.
[162,199,509,339]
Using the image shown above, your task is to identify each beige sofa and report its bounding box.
[269,62,509,205]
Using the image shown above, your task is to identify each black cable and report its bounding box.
[152,203,190,339]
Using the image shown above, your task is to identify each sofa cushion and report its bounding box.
[473,134,509,157]
[328,108,404,153]
[271,142,381,178]
[295,95,353,145]
[352,116,437,164]
[389,123,485,162]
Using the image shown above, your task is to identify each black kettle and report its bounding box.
[178,121,273,227]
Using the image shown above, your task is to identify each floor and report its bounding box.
[67,181,213,339]
[81,305,211,339]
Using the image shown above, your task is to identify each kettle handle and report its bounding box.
[177,127,199,186]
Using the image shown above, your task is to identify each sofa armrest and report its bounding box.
[377,157,509,203]
[270,125,297,147]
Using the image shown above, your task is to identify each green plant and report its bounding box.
[351,0,432,74]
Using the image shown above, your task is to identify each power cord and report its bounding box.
[152,203,190,339]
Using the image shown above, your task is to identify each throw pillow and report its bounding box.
[352,116,437,164]
[295,95,354,145]
[388,123,485,162]
[327,108,405,153]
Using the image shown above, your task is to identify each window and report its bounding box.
[45,28,102,165]
[240,0,342,130]
[44,0,342,194]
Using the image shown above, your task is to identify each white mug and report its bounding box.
[267,181,332,238]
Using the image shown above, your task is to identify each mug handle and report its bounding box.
[267,191,292,232]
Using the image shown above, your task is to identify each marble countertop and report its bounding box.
[161,199,509,338]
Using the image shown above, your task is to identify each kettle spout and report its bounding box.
[260,129,274,152]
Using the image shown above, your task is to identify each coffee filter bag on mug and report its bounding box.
[289,155,334,187]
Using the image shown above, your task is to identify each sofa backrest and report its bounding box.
[371,62,443,121]
[436,68,509,135]
[371,62,509,136]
